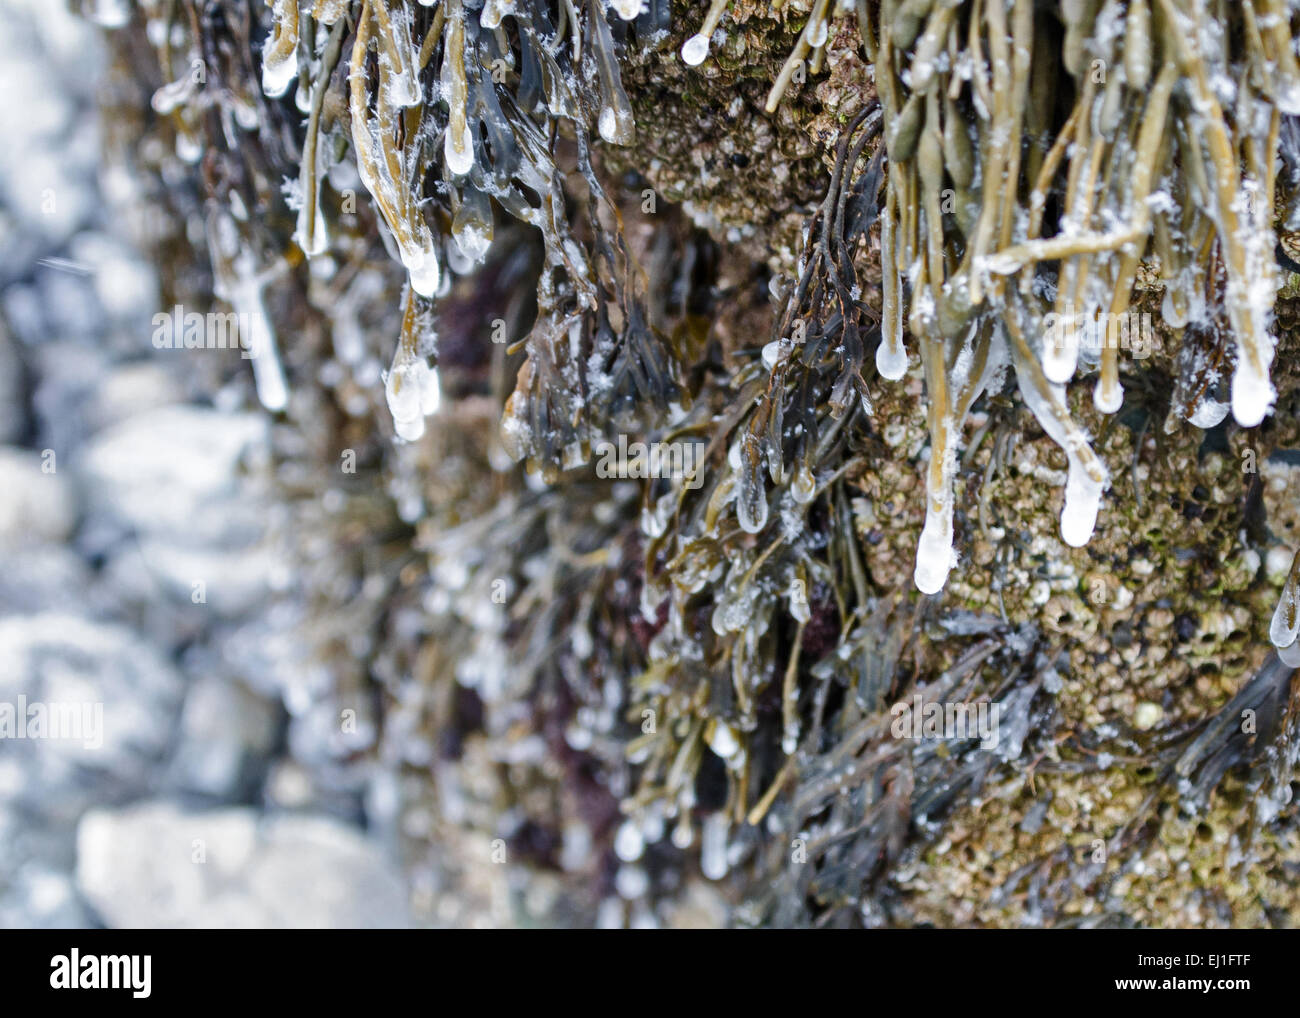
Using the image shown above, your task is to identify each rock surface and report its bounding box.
[76,803,410,928]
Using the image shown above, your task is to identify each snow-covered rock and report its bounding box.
[76,803,411,928]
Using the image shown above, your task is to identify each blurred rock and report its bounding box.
[87,361,182,431]
[0,446,76,543]
[169,675,280,799]
[0,316,26,444]
[0,613,184,822]
[77,405,268,545]
[76,803,411,928]
[0,545,94,614]
[0,862,90,928]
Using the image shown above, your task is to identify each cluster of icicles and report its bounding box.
[254,0,649,439]
[854,0,1297,595]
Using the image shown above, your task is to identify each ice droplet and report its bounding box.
[788,580,811,623]
[445,121,476,176]
[453,224,490,264]
[294,193,328,258]
[614,820,645,862]
[1041,315,1078,383]
[1187,396,1229,429]
[394,412,425,442]
[610,0,643,20]
[706,721,741,761]
[385,348,434,442]
[790,462,816,504]
[261,43,298,98]
[1279,639,1300,668]
[1231,357,1275,427]
[681,34,710,66]
[913,504,953,594]
[598,107,619,143]
[1269,556,1300,649]
[1093,377,1123,414]
[403,246,441,299]
[876,339,908,380]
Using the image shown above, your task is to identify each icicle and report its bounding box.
[294,20,348,259]
[914,501,954,595]
[442,2,477,175]
[1006,301,1110,549]
[876,193,908,379]
[385,344,438,441]
[207,211,289,412]
[735,434,768,534]
[790,461,816,504]
[385,288,439,441]
[913,409,955,594]
[231,262,287,411]
[261,0,300,98]
[1227,181,1279,427]
[681,0,730,66]
[227,258,287,412]
[1230,350,1276,427]
[1269,549,1300,650]
[700,813,729,880]
[481,0,515,29]
[451,185,493,262]
[1059,458,1105,546]
[371,0,422,108]
[589,0,636,144]
[1093,373,1123,414]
